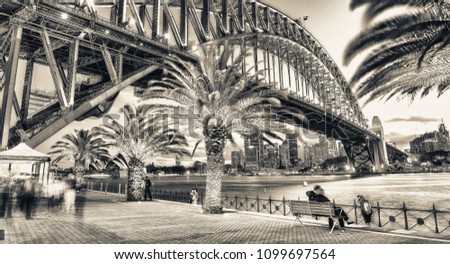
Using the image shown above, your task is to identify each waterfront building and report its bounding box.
[279,140,290,169]
[304,135,345,165]
[231,149,244,171]
[244,136,262,171]
[410,122,450,154]
[262,145,279,169]
[286,134,299,168]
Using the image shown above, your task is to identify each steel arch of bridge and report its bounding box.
[0,0,406,173]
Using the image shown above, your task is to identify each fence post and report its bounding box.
[245,195,248,211]
[256,195,260,212]
[353,199,358,224]
[119,183,122,195]
[100,182,103,192]
[125,184,128,197]
[235,195,238,210]
[377,201,381,227]
[402,202,409,230]
[433,203,439,233]
[105,183,108,194]
[269,196,272,214]
[283,196,286,216]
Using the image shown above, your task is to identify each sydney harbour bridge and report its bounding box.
[0,0,407,173]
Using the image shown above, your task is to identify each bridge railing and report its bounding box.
[85,181,450,237]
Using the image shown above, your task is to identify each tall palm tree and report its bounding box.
[141,43,300,213]
[49,129,110,185]
[345,0,450,103]
[93,104,189,201]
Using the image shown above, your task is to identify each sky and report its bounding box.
[19,0,450,166]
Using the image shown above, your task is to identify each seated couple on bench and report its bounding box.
[290,185,354,233]
[306,185,354,230]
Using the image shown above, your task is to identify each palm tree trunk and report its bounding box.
[203,130,226,214]
[127,157,145,201]
[74,160,84,189]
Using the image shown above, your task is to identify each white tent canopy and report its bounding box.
[0,143,50,163]
[0,143,50,184]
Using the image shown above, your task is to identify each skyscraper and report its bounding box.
[279,140,290,169]
[231,149,244,171]
[244,136,261,171]
[286,134,299,168]
[262,145,279,169]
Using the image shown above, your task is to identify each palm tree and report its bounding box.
[49,129,110,185]
[345,0,450,103]
[141,44,298,213]
[93,104,189,201]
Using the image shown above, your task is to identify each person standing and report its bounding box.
[144,176,152,201]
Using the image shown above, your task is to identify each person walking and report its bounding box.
[144,176,152,201]
[22,178,36,220]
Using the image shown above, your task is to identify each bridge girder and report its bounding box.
[0,0,406,169]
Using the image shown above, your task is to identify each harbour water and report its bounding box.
[150,173,450,210]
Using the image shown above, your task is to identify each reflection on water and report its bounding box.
[153,173,450,210]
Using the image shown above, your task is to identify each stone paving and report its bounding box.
[0,192,448,244]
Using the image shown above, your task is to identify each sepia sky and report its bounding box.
[30,0,450,166]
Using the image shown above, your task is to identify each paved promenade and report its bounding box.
[0,192,448,244]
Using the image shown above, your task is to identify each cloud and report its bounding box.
[386,116,440,123]
[385,132,417,149]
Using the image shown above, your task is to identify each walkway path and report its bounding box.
[0,192,447,244]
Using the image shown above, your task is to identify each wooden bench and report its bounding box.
[289,200,345,233]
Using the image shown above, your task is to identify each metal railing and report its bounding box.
[85,182,450,237]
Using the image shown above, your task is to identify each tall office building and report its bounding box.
[303,135,345,165]
[279,140,290,169]
[244,136,262,171]
[286,134,299,168]
[262,145,280,169]
[231,149,244,171]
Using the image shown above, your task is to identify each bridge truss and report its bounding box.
[0,0,407,173]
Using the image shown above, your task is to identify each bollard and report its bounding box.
[283,196,286,216]
[100,182,103,192]
[105,183,108,194]
[235,195,238,210]
[119,183,122,195]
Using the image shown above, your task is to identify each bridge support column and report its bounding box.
[370,138,389,172]
[342,138,375,175]
[0,24,22,149]
[41,28,69,110]
[21,57,34,120]
[26,66,158,148]
[67,39,79,108]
